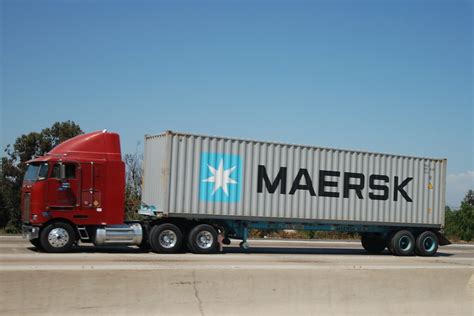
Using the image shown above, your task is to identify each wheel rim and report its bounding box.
[423,236,436,252]
[48,228,70,248]
[158,230,177,249]
[398,235,412,251]
[196,231,214,249]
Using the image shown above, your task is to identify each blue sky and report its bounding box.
[1,0,472,206]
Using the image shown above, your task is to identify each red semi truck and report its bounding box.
[21,130,449,255]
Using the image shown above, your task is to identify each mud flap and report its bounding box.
[436,232,451,246]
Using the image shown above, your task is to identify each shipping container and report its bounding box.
[142,131,446,228]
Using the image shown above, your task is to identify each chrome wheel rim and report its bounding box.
[196,231,213,249]
[159,230,177,249]
[399,235,412,251]
[48,228,69,248]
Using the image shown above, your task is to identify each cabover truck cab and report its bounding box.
[22,130,449,255]
[21,130,142,252]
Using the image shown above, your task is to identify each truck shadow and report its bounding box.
[27,245,453,257]
[223,247,453,256]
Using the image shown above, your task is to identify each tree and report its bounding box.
[463,190,474,207]
[444,192,474,241]
[0,121,83,231]
[124,143,143,221]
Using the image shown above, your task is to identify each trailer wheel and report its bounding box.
[188,224,218,254]
[361,234,386,254]
[40,222,75,253]
[415,231,439,256]
[389,230,415,256]
[149,223,183,253]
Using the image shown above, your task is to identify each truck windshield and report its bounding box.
[24,163,49,182]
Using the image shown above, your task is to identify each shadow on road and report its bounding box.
[225,247,454,256]
[27,245,453,257]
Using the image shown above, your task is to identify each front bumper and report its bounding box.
[22,225,40,240]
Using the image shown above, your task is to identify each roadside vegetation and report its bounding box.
[444,190,474,242]
[1,122,473,242]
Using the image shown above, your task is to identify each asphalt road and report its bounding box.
[0,236,473,316]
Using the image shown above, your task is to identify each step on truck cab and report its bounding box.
[22,130,450,255]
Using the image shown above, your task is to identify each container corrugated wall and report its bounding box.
[142,132,446,227]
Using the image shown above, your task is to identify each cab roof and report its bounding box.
[27,130,122,163]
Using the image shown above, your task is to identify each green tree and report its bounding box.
[463,190,474,206]
[444,192,474,241]
[0,121,82,231]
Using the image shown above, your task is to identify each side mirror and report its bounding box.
[59,164,66,180]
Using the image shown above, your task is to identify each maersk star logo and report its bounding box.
[200,152,242,202]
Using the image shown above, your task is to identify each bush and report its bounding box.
[5,221,21,234]
[444,203,474,242]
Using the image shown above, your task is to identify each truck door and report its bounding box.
[80,162,103,210]
[46,163,80,209]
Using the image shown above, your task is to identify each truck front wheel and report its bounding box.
[29,238,44,251]
[188,224,218,254]
[149,223,183,253]
[40,222,75,253]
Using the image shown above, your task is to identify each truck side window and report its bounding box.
[51,164,76,179]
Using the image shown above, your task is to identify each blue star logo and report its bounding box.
[199,152,242,202]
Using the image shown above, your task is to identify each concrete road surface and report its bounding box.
[0,236,473,316]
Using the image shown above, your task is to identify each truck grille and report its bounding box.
[23,193,31,222]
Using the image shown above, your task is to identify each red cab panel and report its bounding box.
[22,130,125,226]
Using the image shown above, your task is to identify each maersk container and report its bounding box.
[142,131,446,228]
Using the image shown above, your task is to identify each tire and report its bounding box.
[29,238,44,250]
[390,230,415,256]
[137,226,150,251]
[138,239,151,251]
[386,233,395,254]
[188,224,218,254]
[361,234,387,254]
[149,223,183,253]
[40,222,75,253]
[415,231,439,256]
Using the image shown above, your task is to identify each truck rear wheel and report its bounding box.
[188,224,218,254]
[390,230,415,256]
[415,231,438,256]
[149,223,183,253]
[361,234,387,254]
[40,222,75,253]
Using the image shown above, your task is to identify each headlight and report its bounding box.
[31,214,38,221]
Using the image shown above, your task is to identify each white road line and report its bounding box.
[0,263,472,271]
[0,254,472,263]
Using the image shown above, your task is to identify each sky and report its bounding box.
[1,0,472,206]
